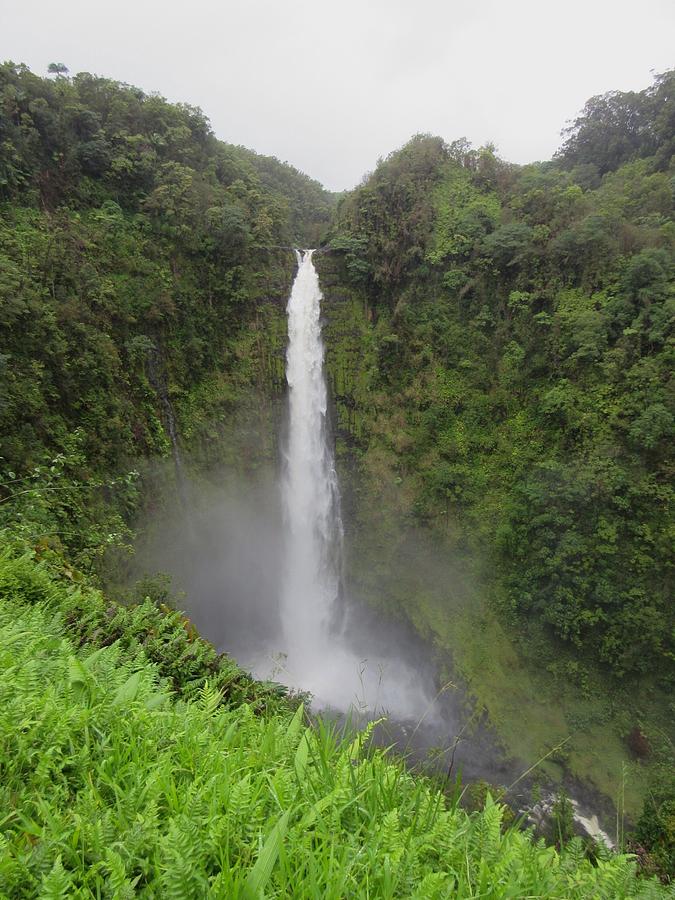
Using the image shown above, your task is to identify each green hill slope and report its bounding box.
[314,69,674,834]
[0,62,326,567]
[325,81,674,681]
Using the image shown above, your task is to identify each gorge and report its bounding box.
[1,61,673,893]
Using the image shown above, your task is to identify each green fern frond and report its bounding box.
[39,856,73,899]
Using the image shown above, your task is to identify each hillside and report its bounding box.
[324,72,674,682]
[313,69,674,844]
[0,61,331,568]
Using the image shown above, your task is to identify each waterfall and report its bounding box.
[280,249,343,667]
[273,250,435,721]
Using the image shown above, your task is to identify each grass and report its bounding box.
[436,594,657,818]
[395,566,657,818]
[1,544,673,897]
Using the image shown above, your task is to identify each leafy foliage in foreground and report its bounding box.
[635,775,675,882]
[0,542,291,713]
[0,548,672,898]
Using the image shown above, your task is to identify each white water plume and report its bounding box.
[280,249,344,661]
[266,250,435,721]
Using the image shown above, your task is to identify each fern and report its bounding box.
[159,821,206,900]
[104,848,139,900]
[0,549,672,899]
[411,870,455,899]
[39,856,73,899]
[198,678,223,717]
[469,794,503,864]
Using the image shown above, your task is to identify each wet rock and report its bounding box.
[626,726,651,759]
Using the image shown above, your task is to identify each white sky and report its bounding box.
[1,0,673,191]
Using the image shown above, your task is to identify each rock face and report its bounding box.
[627,727,652,760]
[523,793,615,849]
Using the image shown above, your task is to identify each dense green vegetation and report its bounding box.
[325,70,674,685]
[0,61,328,565]
[1,543,672,897]
[313,71,674,865]
[1,61,674,893]
[557,70,674,175]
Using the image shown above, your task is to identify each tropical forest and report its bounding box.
[0,59,673,897]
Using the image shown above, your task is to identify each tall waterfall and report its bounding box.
[275,250,435,720]
[280,249,343,667]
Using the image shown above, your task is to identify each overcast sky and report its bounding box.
[2,0,673,191]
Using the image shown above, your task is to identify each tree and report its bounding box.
[47,62,69,78]
[556,69,675,175]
